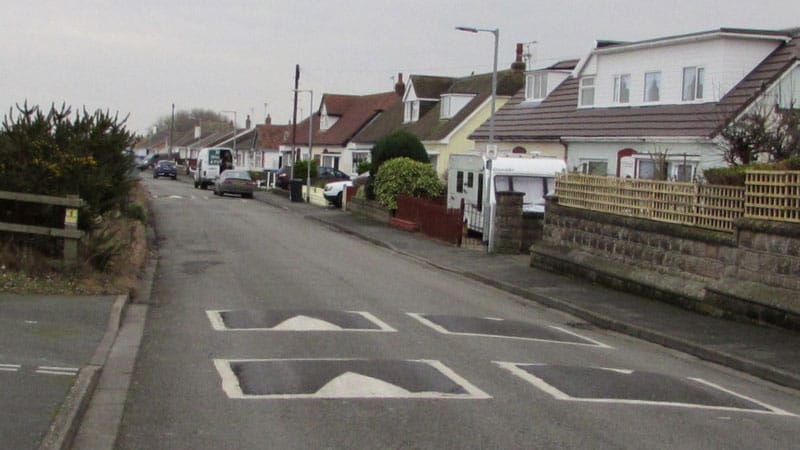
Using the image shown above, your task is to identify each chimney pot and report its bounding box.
[395,73,406,97]
[511,43,526,72]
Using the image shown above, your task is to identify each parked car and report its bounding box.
[153,160,177,179]
[317,166,351,183]
[213,170,255,198]
[275,166,293,189]
[324,173,368,208]
[138,153,169,171]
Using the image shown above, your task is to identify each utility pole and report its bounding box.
[169,103,175,160]
[290,64,300,180]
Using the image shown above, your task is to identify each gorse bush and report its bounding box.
[0,103,136,229]
[374,157,444,209]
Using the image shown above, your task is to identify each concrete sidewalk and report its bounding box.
[254,189,800,391]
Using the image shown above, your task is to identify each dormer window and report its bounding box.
[526,73,548,101]
[439,94,475,119]
[682,66,705,101]
[643,72,661,102]
[777,65,800,109]
[613,74,631,104]
[320,114,338,131]
[579,76,595,106]
[404,100,419,123]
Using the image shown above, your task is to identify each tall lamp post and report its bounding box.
[221,110,237,165]
[293,89,314,203]
[456,25,499,252]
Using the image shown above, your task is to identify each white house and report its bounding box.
[471,27,800,180]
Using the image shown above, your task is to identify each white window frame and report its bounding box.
[579,159,608,176]
[776,63,800,109]
[579,76,595,107]
[404,100,419,123]
[526,72,548,101]
[613,74,631,104]
[682,66,705,101]
[643,71,661,103]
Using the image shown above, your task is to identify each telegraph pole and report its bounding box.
[290,64,300,180]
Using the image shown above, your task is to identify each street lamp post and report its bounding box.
[293,89,314,203]
[221,110,237,166]
[456,25,499,252]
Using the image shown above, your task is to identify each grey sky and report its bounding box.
[2,0,798,137]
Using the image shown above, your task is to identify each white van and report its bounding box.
[447,153,566,233]
[194,147,234,189]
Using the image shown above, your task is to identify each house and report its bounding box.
[220,115,290,171]
[349,48,526,176]
[280,90,400,172]
[471,27,800,180]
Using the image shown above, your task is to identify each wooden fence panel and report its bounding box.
[396,195,463,245]
[746,171,800,223]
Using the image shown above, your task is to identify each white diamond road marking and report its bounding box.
[407,313,612,348]
[206,310,397,332]
[494,362,797,417]
[213,358,492,400]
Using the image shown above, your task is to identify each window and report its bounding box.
[404,100,419,123]
[674,163,694,182]
[643,72,661,102]
[439,94,475,119]
[777,65,800,109]
[352,151,370,173]
[456,171,464,193]
[613,74,631,103]
[526,73,548,100]
[580,160,608,176]
[637,160,656,179]
[682,66,705,101]
[579,76,595,106]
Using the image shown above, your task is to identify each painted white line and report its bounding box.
[213,358,491,400]
[206,310,396,332]
[38,366,79,372]
[407,313,611,348]
[36,370,78,376]
[0,364,21,372]
[688,377,797,417]
[494,362,798,417]
[549,326,613,349]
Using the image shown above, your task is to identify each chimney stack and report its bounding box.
[245,114,252,129]
[394,73,406,97]
[511,43,526,72]
[265,114,272,125]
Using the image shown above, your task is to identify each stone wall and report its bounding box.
[534,196,800,330]
[346,197,392,223]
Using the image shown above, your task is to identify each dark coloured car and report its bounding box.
[153,160,177,179]
[213,170,255,198]
[317,166,350,183]
[275,166,293,189]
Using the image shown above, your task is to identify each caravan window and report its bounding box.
[456,171,464,193]
[495,175,555,212]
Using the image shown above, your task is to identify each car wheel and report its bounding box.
[171,176,177,180]
[153,174,158,179]
[243,193,253,199]
[335,192,343,208]
[201,183,207,190]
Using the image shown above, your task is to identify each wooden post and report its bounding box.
[63,196,80,265]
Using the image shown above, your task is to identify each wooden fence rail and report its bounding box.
[0,190,84,264]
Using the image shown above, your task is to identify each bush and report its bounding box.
[374,157,444,209]
[368,130,429,199]
[703,162,779,186]
[0,103,135,229]
[292,159,318,181]
[356,160,372,175]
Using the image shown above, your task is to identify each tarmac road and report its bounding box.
[106,176,800,450]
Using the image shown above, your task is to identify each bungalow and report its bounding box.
[471,27,800,180]
[280,90,400,173]
[348,47,526,177]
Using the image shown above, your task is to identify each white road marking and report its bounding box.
[36,366,79,376]
[206,310,396,332]
[0,364,21,372]
[213,358,491,400]
[494,362,797,417]
[407,313,612,348]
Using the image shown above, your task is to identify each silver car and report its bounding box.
[213,170,255,198]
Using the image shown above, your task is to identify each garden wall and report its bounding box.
[532,196,800,330]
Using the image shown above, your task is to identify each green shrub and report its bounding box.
[124,202,147,224]
[703,162,779,186]
[292,159,318,181]
[356,160,372,175]
[368,130,428,199]
[374,157,444,209]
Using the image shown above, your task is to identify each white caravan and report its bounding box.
[447,153,567,233]
[194,147,234,190]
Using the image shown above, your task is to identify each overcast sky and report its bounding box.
[2,0,798,138]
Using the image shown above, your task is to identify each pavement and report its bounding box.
[12,182,800,449]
